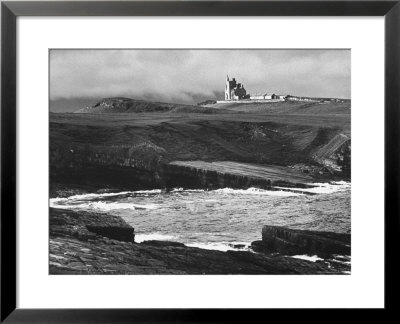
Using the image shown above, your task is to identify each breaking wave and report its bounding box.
[51,182,348,208]
[51,189,162,204]
[171,188,205,193]
[185,241,251,252]
[135,233,178,243]
[50,200,159,211]
[276,181,350,195]
[213,187,303,197]
[290,255,324,262]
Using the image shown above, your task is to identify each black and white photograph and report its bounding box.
[49,49,351,275]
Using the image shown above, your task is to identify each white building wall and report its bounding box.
[250,95,265,100]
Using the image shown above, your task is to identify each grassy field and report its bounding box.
[208,100,350,116]
[54,100,350,132]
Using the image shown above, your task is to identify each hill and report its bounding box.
[75,97,229,114]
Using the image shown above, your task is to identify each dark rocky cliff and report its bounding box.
[252,225,351,258]
[50,109,351,193]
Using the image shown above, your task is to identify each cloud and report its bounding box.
[50,49,350,103]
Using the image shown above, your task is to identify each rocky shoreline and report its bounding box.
[49,105,351,274]
[49,208,350,275]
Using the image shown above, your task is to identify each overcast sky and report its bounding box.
[50,49,350,112]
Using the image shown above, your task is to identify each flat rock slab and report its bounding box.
[50,208,135,243]
[169,161,313,187]
[256,225,350,258]
[49,236,344,275]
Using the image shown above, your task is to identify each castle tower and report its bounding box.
[225,75,231,100]
[225,75,241,101]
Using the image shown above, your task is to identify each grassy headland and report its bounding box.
[50,98,350,195]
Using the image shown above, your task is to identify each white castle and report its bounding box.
[220,75,349,104]
[224,75,286,102]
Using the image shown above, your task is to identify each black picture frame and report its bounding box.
[1,0,399,322]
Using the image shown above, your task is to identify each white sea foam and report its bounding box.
[171,184,348,196]
[51,189,162,204]
[50,200,159,211]
[50,191,132,203]
[185,242,250,252]
[332,255,352,265]
[276,181,351,195]
[133,189,163,195]
[290,255,324,262]
[170,188,205,193]
[213,187,303,197]
[135,233,178,243]
[331,181,350,185]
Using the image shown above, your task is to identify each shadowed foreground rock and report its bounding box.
[49,208,348,274]
[50,208,135,243]
[251,225,350,258]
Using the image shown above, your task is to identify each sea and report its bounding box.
[50,181,351,254]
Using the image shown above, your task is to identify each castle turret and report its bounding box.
[225,75,231,100]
